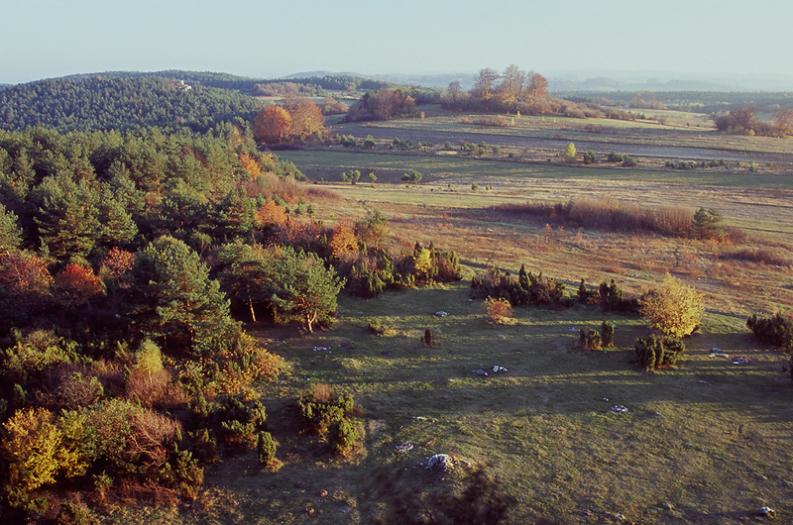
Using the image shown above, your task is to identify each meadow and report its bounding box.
[136,111,793,524]
[109,284,793,524]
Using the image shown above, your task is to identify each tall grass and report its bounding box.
[495,198,694,237]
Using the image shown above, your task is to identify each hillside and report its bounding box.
[0,76,259,131]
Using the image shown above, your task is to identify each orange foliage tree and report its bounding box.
[55,263,105,307]
[99,247,135,280]
[254,105,293,144]
[255,199,288,229]
[283,97,326,139]
[0,250,53,300]
[239,153,262,179]
[328,222,359,260]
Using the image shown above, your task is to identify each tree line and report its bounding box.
[0,77,259,132]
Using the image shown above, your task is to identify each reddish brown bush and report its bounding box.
[495,198,695,237]
[54,263,105,307]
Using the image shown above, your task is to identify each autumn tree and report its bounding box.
[472,68,500,101]
[526,73,549,98]
[54,263,105,308]
[640,273,704,338]
[774,108,793,137]
[255,199,288,229]
[254,105,293,144]
[282,97,326,140]
[497,64,525,105]
[329,222,359,260]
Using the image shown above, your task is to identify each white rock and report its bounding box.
[426,454,453,472]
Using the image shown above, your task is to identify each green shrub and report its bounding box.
[298,383,354,437]
[601,321,616,348]
[747,313,793,350]
[634,335,686,371]
[579,328,602,350]
[212,396,267,449]
[599,280,640,313]
[330,417,362,458]
[256,431,278,468]
[157,447,204,500]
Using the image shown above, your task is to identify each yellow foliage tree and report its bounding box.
[640,273,704,337]
[2,408,62,509]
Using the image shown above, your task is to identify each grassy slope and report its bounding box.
[109,285,793,524]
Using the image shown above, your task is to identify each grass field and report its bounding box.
[107,284,793,524]
[110,111,793,524]
[338,112,793,158]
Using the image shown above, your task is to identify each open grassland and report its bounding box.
[108,285,793,524]
[336,113,793,162]
[281,149,793,316]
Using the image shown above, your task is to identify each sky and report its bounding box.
[2,0,793,84]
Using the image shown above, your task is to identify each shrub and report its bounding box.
[495,198,697,238]
[210,396,267,450]
[634,335,686,371]
[401,169,423,183]
[158,447,204,500]
[1,329,78,388]
[599,280,640,313]
[422,328,439,348]
[747,313,793,350]
[601,321,616,348]
[484,297,514,324]
[563,142,577,161]
[640,274,704,338]
[330,417,363,459]
[1,407,62,510]
[298,383,355,437]
[368,321,397,336]
[579,328,602,350]
[126,339,171,407]
[256,431,279,469]
[721,248,789,267]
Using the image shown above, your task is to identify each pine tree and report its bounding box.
[126,236,236,354]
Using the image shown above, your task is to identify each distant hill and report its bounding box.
[0,76,259,131]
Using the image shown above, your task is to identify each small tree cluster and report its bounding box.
[297,384,361,458]
[579,321,616,351]
[471,265,571,308]
[634,335,686,371]
[747,313,793,350]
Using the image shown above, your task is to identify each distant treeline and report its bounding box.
[440,66,632,119]
[0,77,259,132]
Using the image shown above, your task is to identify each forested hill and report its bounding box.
[0,76,260,131]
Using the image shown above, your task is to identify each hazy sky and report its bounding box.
[2,0,793,83]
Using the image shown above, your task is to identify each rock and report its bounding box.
[732,356,751,365]
[601,397,609,402]
[491,365,508,374]
[758,506,775,518]
[608,404,629,414]
[709,347,729,358]
[394,441,414,453]
[426,454,454,472]
[662,501,674,511]
[319,489,329,497]
[434,310,449,318]
[472,368,489,377]
[313,346,331,353]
